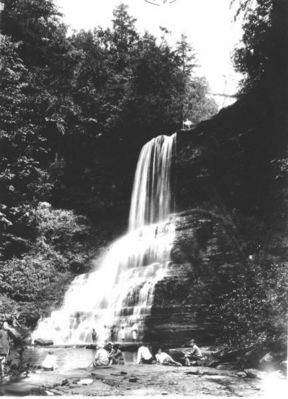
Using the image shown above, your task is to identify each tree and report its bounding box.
[175,33,197,77]
[0,0,219,220]
[233,0,288,167]
[210,257,288,349]
[0,35,52,259]
[233,0,288,97]
[111,3,138,55]
[183,78,218,124]
[1,0,62,66]
[1,0,82,153]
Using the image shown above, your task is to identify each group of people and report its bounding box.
[136,344,182,366]
[92,342,124,367]
[91,339,203,368]
[39,338,203,373]
[91,323,138,344]
[135,340,202,367]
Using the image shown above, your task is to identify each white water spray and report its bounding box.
[32,133,176,345]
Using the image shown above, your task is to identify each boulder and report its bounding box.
[3,382,45,396]
[77,378,93,385]
[85,344,97,349]
[216,363,237,370]
[185,367,236,377]
[34,338,54,346]
[258,352,276,371]
[236,371,247,378]
[244,368,265,379]
[237,346,268,368]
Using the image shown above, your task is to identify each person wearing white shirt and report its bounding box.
[184,339,203,366]
[41,351,57,370]
[136,343,153,364]
[155,348,182,366]
[93,344,109,367]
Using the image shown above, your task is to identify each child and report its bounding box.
[109,344,125,365]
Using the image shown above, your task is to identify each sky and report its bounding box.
[55,0,244,108]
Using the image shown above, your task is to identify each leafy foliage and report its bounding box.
[233,0,288,100]
[233,0,272,92]
[0,1,216,327]
[210,257,288,349]
[0,35,53,259]
[1,2,216,221]
[0,202,92,303]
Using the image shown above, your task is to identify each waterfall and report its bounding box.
[129,134,175,230]
[32,133,176,345]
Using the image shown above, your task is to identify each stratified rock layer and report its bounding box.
[145,209,245,346]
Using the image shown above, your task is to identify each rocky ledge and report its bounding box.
[146,208,244,346]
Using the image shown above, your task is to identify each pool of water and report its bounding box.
[23,346,137,372]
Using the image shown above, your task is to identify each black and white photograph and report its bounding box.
[0,0,287,396]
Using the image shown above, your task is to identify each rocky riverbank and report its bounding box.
[0,363,277,397]
[1,343,287,397]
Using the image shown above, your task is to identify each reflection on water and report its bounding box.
[23,346,137,372]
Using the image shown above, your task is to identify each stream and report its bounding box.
[23,345,137,371]
[2,345,286,397]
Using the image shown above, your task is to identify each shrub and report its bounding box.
[210,256,288,350]
[0,202,91,304]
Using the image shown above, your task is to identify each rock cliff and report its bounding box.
[146,94,288,346]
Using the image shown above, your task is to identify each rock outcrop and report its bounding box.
[145,209,245,346]
[146,96,288,347]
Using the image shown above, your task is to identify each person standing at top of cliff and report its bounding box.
[0,323,10,380]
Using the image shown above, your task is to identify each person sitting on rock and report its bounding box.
[136,343,153,364]
[93,344,110,367]
[109,343,125,365]
[104,341,113,364]
[41,351,57,371]
[184,339,203,366]
[156,348,182,366]
[0,323,10,380]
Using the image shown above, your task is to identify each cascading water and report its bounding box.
[32,133,176,345]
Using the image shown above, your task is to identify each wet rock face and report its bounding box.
[144,99,288,348]
[146,209,245,347]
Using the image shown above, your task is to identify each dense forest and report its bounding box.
[172,0,288,353]
[0,0,287,366]
[0,0,216,324]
